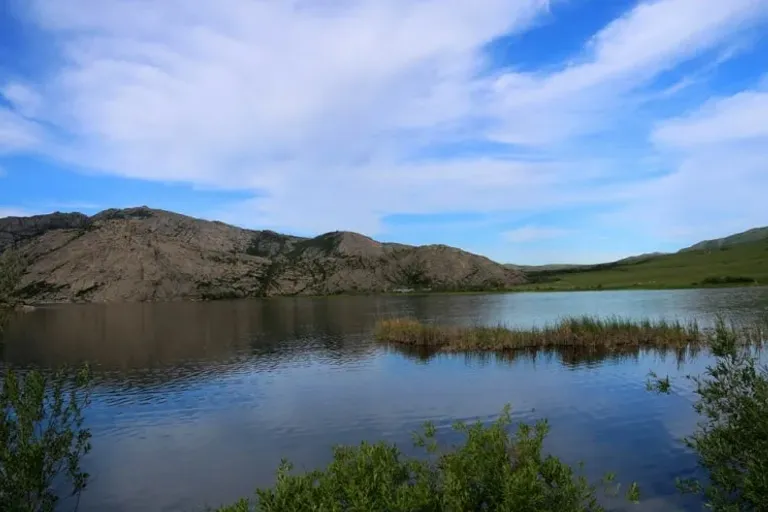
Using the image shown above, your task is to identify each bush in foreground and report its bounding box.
[0,367,92,512]
[649,318,768,511]
[217,405,637,512]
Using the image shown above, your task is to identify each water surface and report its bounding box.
[2,288,768,511]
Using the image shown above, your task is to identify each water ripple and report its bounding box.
[2,289,767,511]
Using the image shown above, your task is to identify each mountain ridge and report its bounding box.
[507,226,768,291]
[0,206,526,303]
[506,226,768,270]
[679,226,768,252]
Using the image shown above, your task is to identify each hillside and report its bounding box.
[0,207,526,303]
[504,252,668,273]
[679,226,768,252]
[518,239,768,291]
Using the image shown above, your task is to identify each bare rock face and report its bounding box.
[0,207,527,303]
[0,212,90,252]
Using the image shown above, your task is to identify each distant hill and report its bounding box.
[680,226,768,252]
[505,253,667,274]
[514,237,767,291]
[0,207,526,303]
[509,225,768,279]
[614,252,667,264]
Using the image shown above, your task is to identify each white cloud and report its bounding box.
[502,226,573,243]
[0,108,42,153]
[652,91,768,148]
[1,83,45,153]
[606,86,768,243]
[1,83,42,118]
[1,0,767,238]
[0,207,32,218]
[485,0,768,145]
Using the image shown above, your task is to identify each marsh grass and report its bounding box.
[374,316,704,352]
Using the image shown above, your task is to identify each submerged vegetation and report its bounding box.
[374,316,703,351]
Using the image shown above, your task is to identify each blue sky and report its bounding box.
[1,0,767,264]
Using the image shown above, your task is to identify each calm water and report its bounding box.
[2,288,768,511]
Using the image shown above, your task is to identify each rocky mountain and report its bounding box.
[0,207,526,303]
[680,226,768,252]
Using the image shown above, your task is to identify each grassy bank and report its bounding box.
[514,239,768,291]
[374,316,704,351]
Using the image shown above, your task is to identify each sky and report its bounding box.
[0,0,767,265]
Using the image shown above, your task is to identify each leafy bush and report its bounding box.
[0,367,93,512]
[217,405,637,511]
[648,318,768,511]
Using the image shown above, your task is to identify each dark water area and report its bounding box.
[2,288,768,511]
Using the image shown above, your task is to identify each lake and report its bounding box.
[2,287,768,511]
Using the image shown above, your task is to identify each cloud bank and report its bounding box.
[1,0,767,262]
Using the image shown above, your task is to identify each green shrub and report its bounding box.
[649,318,768,511]
[217,405,637,511]
[0,367,93,512]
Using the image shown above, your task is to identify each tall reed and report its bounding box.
[374,316,704,351]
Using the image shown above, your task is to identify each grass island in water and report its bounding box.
[373,316,709,352]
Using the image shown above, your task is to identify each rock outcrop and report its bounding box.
[0,207,527,303]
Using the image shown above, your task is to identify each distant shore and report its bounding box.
[12,281,768,307]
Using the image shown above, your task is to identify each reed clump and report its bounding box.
[374,316,704,351]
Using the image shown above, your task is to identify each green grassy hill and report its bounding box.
[680,226,768,252]
[516,238,768,291]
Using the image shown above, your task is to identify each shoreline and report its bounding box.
[14,282,768,307]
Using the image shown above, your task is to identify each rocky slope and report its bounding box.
[0,207,526,303]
